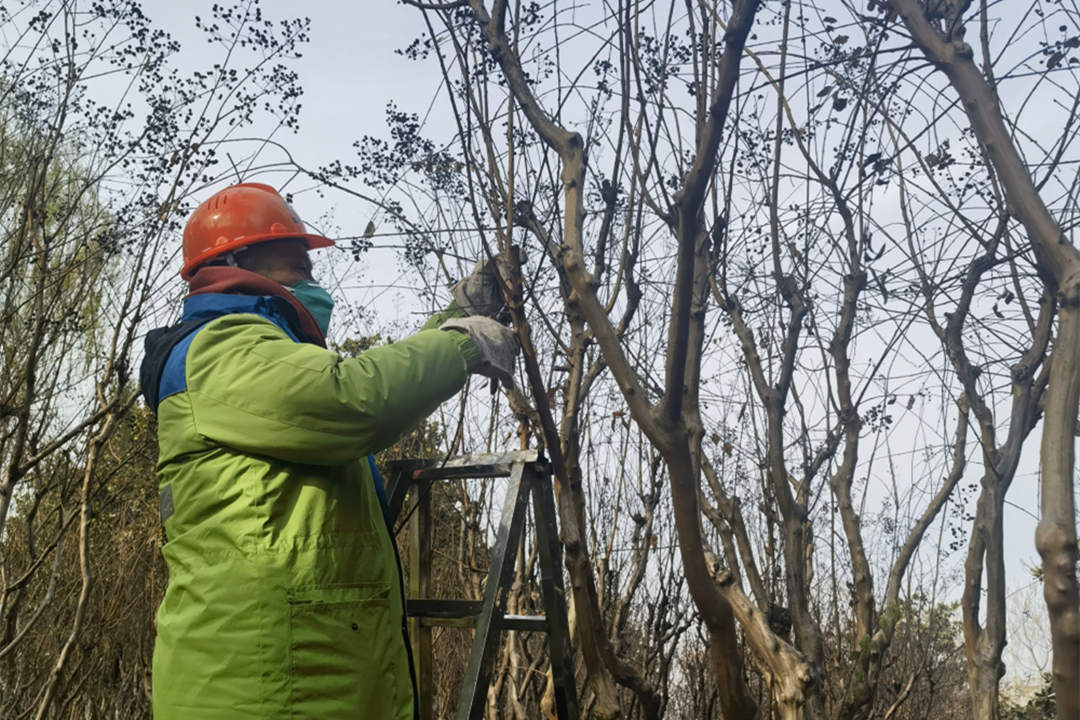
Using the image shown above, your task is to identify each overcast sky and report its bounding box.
[148,1,440,188]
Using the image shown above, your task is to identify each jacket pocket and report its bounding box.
[287,583,409,719]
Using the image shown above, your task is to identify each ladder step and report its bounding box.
[407,600,549,632]
[408,598,481,620]
[499,615,548,632]
[386,450,542,480]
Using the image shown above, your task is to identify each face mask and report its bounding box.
[287,280,334,336]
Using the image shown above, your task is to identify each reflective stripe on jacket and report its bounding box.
[144,293,477,719]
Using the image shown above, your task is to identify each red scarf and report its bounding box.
[186,266,327,347]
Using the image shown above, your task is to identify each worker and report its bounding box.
[139,182,518,719]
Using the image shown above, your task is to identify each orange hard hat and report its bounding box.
[180,182,334,280]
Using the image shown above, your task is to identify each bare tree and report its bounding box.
[382,1,1020,717]
[887,2,1080,717]
[438,1,768,717]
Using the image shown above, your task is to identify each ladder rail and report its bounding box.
[408,478,433,720]
[454,461,531,719]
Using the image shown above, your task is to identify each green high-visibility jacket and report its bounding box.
[142,292,478,719]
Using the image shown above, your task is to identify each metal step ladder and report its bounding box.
[385,449,579,720]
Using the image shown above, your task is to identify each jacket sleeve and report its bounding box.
[183,313,480,466]
[421,302,467,330]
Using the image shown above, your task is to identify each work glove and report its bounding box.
[441,316,520,388]
[450,248,526,317]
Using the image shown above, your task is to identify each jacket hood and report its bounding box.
[186,265,326,347]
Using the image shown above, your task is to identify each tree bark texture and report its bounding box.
[1036,297,1080,719]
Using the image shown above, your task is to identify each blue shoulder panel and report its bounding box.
[159,328,203,404]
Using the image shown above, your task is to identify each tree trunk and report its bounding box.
[968,662,1001,720]
[1036,297,1080,720]
[664,442,758,720]
[962,488,1006,720]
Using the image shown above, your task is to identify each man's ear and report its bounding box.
[229,249,254,270]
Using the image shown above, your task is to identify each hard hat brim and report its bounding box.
[180,232,336,281]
